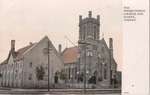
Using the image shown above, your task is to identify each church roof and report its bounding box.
[0,36,63,65]
[0,43,36,65]
[15,43,36,60]
[62,39,117,67]
[62,46,79,64]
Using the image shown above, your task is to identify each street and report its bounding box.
[0,88,121,95]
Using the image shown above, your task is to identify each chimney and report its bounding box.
[109,38,113,57]
[97,15,100,21]
[79,15,82,21]
[88,11,92,18]
[58,44,62,53]
[29,42,33,45]
[11,40,15,52]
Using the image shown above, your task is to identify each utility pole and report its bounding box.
[83,47,86,94]
[109,50,112,87]
[78,41,91,94]
[48,41,50,91]
[79,41,96,93]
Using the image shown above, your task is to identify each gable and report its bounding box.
[22,36,64,69]
[7,54,15,64]
[98,38,117,69]
[97,39,110,60]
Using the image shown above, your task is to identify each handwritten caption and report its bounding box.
[124,6,145,21]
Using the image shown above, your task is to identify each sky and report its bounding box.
[0,0,122,71]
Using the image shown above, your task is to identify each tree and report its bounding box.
[36,65,45,81]
[0,73,2,77]
[59,71,67,80]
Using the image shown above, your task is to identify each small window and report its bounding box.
[45,64,48,69]
[83,26,86,40]
[102,46,104,53]
[20,64,22,68]
[29,62,32,67]
[68,68,71,79]
[29,74,32,80]
[104,68,107,79]
[94,26,96,39]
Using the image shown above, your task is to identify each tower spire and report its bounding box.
[88,11,92,18]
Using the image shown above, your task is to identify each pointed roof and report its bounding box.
[15,43,36,60]
[0,36,49,64]
[62,46,79,64]
[0,43,35,65]
[62,39,117,67]
[0,36,64,65]
[14,36,50,60]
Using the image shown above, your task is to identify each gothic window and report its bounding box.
[20,64,22,68]
[104,68,107,79]
[72,68,74,78]
[102,45,105,53]
[79,28,81,39]
[83,26,86,40]
[19,72,22,79]
[15,73,17,79]
[28,74,32,80]
[94,26,96,39]
[75,67,77,79]
[29,62,32,68]
[80,72,84,82]
[45,64,48,69]
[68,67,71,79]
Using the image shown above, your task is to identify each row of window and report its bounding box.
[80,25,98,40]
[65,67,77,79]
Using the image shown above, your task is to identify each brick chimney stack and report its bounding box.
[88,11,92,18]
[58,44,62,53]
[109,38,113,56]
[11,40,15,52]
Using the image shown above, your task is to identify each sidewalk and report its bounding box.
[0,87,121,94]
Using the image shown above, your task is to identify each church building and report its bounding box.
[0,36,63,88]
[0,11,121,89]
[62,11,120,88]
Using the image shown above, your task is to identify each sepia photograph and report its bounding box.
[0,0,124,95]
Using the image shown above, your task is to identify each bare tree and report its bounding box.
[36,65,45,88]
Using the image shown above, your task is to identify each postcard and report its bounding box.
[0,0,149,95]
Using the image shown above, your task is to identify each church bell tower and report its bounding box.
[78,11,100,41]
[77,11,101,81]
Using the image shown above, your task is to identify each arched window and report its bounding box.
[79,27,81,40]
[68,67,71,79]
[83,26,86,40]
[28,74,32,80]
[102,45,105,53]
[29,62,32,68]
[104,68,107,79]
[94,26,96,39]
